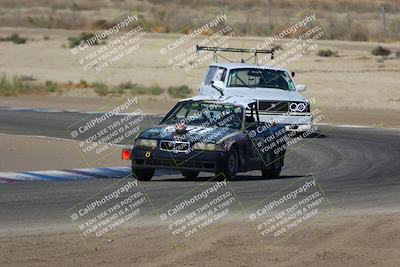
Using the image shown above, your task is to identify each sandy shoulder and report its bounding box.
[0,213,399,267]
[0,134,128,172]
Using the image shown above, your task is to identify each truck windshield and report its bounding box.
[162,102,243,129]
[227,68,296,91]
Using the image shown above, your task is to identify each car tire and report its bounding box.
[262,156,283,179]
[181,170,199,179]
[217,148,238,180]
[132,168,154,181]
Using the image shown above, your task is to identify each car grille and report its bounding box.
[258,101,289,113]
[160,141,190,153]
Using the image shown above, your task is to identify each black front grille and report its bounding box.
[259,101,288,113]
[160,141,174,151]
[160,141,190,152]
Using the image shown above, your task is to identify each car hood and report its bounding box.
[138,124,238,143]
[224,87,307,102]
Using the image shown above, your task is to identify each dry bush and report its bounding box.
[317,49,339,57]
[371,46,391,56]
[2,0,400,42]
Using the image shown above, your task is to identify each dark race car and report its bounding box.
[122,96,287,181]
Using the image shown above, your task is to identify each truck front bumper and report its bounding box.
[259,113,313,132]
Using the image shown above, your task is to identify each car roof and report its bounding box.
[209,62,288,72]
[181,95,256,108]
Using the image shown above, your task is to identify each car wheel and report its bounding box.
[217,148,238,180]
[132,168,154,181]
[181,170,199,179]
[262,156,283,179]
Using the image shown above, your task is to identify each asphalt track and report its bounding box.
[0,108,399,232]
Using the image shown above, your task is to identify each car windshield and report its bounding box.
[162,101,243,129]
[227,68,296,91]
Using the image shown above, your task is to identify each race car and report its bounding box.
[122,96,287,181]
[197,46,313,132]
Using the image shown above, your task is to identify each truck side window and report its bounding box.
[215,67,227,82]
[204,66,218,85]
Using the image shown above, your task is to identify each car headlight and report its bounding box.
[135,139,157,148]
[193,142,223,151]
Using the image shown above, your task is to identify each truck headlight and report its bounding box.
[193,142,223,151]
[134,139,157,148]
[289,102,309,113]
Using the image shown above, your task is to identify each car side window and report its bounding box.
[204,66,218,85]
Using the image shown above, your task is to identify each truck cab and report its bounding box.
[199,62,312,132]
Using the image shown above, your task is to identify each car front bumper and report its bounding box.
[131,147,227,172]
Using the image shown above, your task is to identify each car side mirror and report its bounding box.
[291,71,295,77]
[296,84,306,92]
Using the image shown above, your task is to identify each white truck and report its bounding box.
[197,46,312,132]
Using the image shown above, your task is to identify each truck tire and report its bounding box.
[181,170,199,179]
[217,148,238,180]
[132,168,154,181]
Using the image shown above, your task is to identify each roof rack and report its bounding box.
[196,45,275,64]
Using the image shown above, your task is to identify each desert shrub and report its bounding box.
[78,79,90,88]
[92,82,109,96]
[0,76,50,96]
[92,82,163,96]
[396,51,400,58]
[372,46,391,56]
[168,85,191,98]
[27,16,54,28]
[67,32,102,48]
[0,33,27,44]
[45,80,59,93]
[146,85,163,95]
[67,36,81,48]
[317,49,338,57]
[115,82,163,95]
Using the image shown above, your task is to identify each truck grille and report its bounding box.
[258,101,289,113]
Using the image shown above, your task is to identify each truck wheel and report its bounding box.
[181,170,199,179]
[217,148,238,180]
[262,157,283,179]
[132,168,154,181]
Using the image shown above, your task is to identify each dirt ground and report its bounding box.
[0,28,399,128]
[1,213,399,267]
[0,134,128,172]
